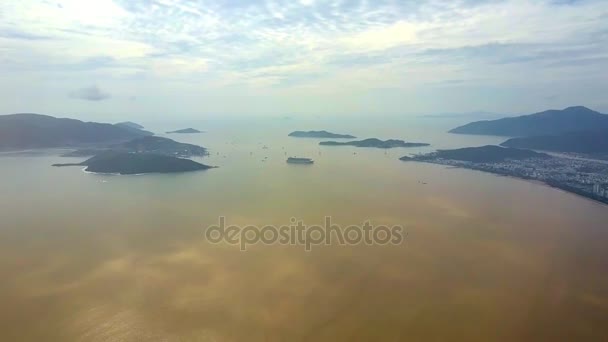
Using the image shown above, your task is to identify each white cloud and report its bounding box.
[0,0,607,117]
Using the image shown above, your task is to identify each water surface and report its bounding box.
[1,118,608,341]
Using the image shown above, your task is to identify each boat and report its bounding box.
[287,157,314,164]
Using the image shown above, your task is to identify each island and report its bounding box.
[287,157,314,164]
[62,136,208,158]
[167,128,203,134]
[288,130,356,139]
[449,106,608,137]
[53,152,213,175]
[320,138,430,149]
[500,130,608,155]
[0,113,152,151]
[400,145,608,205]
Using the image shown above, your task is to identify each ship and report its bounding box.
[287,157,314,164]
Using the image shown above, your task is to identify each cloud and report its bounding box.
[0,0,607,116]
[69,86,111,101]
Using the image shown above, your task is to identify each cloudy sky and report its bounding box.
[1,0,607,120]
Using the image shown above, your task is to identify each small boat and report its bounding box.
[287,157,314,164]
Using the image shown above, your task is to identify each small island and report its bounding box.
[287,157,314,164]
[167,128,203,134]
[320,138,429,149]
[62,136,208,158]
[288,131,356,139]
[53,152,213,175]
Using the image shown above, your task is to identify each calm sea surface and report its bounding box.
[1,117,608,341]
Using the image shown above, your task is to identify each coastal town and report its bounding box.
[407,153,608,205]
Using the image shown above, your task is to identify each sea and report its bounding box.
[1,116,607,341]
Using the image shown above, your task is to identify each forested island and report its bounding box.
[321,138,429,149]
[53,152,213,175]
[288,130,356,139]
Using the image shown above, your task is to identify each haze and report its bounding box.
[1,0,607,121]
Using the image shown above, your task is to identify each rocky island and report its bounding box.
[62,136,208,158]
[167,128,203,134]
[400,145,608,205]
[53,152,213,175]
[320,138,429,149]
[288,130,356,139]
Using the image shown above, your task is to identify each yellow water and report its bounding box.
[1,119,607,341]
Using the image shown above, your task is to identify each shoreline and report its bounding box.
[412,160,608,207]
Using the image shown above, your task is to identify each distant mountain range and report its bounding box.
[0,113,151,150]
[449,106,608,137]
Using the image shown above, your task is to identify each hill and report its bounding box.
[115,121,144,130]
[0,113,152,150]
[449,106,608,137]
[53,152,213,175]
[62,136,208,158]
[500,131,608,154]
[401,145,549,163]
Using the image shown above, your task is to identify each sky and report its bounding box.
[1,0,607,121]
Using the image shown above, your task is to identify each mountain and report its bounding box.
[0,113,152,150]
[501,131,608,154]
[115,121,144,130]
[62,136,208,158]
[320,138,429,149]
[401,145,549,163]
[54,152,213,175]
[288,130,356,139]
[449,106,608,137]
[167,128,202,134]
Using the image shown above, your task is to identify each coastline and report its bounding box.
[411,160,608,207]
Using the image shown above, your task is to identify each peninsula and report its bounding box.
[320,138,429,149]
[288,130,356,139]
[400,145,608,205]
[53,152,213,175]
